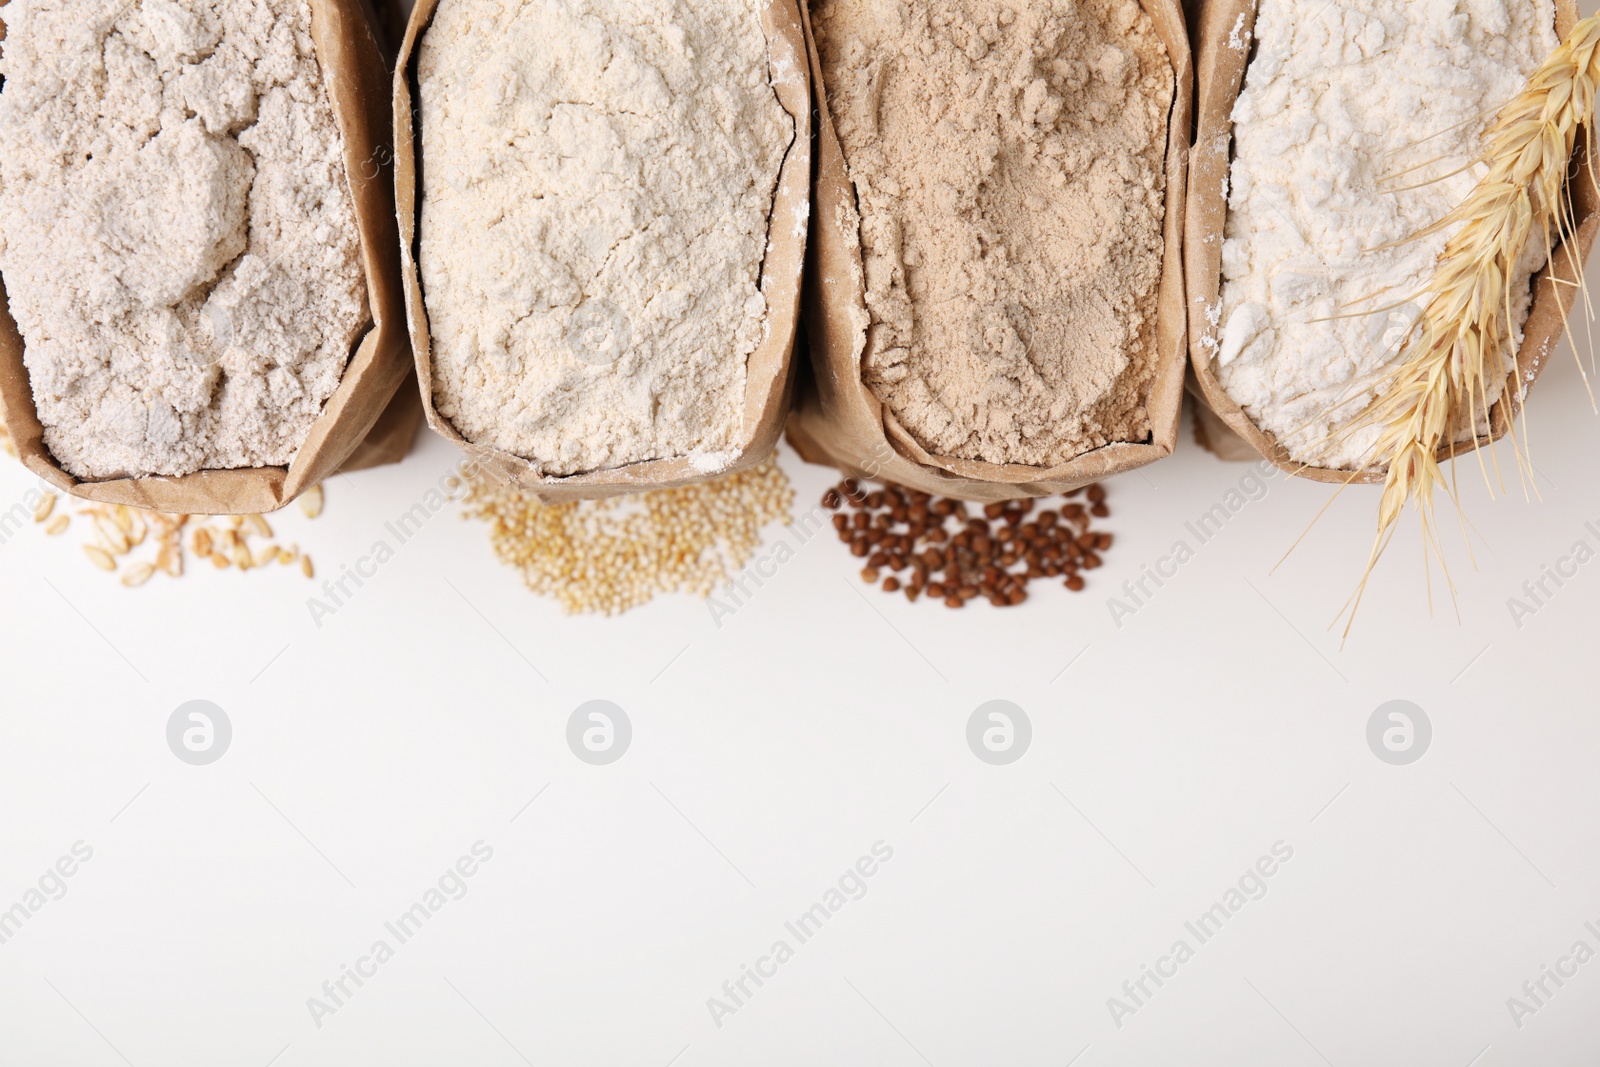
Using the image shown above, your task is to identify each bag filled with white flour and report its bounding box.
[395,0,812,503]
[0,0,413,514]
[1185,0,1600,479]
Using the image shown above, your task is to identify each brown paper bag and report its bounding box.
[0,0,415,515]
[394,0,813,504]
[326,0,427,476]
[786,0,1194,505]
[366,0,411,54]
[1191,387,1260,462]
[1185,0,1599,484]
[338,369,424,473]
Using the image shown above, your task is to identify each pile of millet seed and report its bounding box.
[462,457,794,615]
[823,480,1113,608]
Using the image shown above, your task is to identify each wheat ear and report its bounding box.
[1340,14,1600,636]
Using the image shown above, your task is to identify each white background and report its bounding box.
[5,5,1600,1067]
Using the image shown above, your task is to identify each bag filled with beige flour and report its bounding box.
[395,0,812,503]
[1184,0,1600,480]
[787,0,1192,504]
[0,0,415,515]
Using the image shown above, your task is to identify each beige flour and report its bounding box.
[417,0,792,478]
[813,0,1172,467]
[0,0,368,480]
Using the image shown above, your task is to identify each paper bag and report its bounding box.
[394,0,813,504]
[0,0,415,514]
[1184,0,1598,484]
[786,0,1194,504]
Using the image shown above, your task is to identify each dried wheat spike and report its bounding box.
[1341,14,1600,635]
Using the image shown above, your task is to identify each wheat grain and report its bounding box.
[12,485,333,585]
[1341,14,1600,633]
[121,563,155,588]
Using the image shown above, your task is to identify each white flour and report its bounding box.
[1216,0,1556,469]
[0,0,368,480]
[417,0,792,478]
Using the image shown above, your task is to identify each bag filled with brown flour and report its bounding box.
[787,0,1192,504]
[395,0,812,504]
[0,0,414,515]
[1184,0,1599,481]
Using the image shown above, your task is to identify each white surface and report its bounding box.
[5,10,1600,1065]
[3,367,1598,1065]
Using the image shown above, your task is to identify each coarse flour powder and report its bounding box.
[0,0,367,480]
[417,0,792,477]
[1216,0,1556,469]
[813,0,1173,467]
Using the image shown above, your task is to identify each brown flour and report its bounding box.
[811,0,1172,466]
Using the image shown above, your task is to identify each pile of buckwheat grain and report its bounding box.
[461,459,794,615]
[824,480,1113,608]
